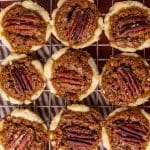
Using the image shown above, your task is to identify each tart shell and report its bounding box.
[104,1,150,52]
[0,109,47,150]
[0,0,51,53]
[49,104,102,150]
[51,0,103,49]
[44,47,99,101]
[0,54,46,105]
[99,53,150,106]
[102,107,150,150]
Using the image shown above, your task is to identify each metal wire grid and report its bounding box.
[0,0,150,149]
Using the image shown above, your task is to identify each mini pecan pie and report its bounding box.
[102,108,150,150]
[104,1,150,52]
[0,0,51,53]
[49,104,102,150]
[0,109,47,150]
[0,54,45,104]
[44,48,99,101]
[99,53,150,106]
[51,0,103,49]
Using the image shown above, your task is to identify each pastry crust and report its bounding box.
[0,108,47,150]
[0,54,46,105]
[104,1,150,52]
[44,47,99,101]
[51,0,103,49]
[102,107,150,150]
[0,0,51,53]
[99,53,150,106]
[49,104,101,150]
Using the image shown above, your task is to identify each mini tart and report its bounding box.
[0,54,46,105]
[44,47,99,101]
[104,1,150,52]
[49,104,102,150]
[99,53,150,106]
[0,109,47,150]
[0,0,51,53]
[51,0,103,49]
[102,107,150,150]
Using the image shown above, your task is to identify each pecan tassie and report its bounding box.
[50,108,102,150]
[101,54,150,106]
[0,57,45,103]
[2,5,47,53]
[51,50,93,101]
[104,108,150,150]
[1,116,47,150]
[54,0,100,46]
[110,7,150,48]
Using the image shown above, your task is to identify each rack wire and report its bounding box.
[0,0,150,149]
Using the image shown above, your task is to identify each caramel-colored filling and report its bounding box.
[2,5,47,53]
[55,0,100,46]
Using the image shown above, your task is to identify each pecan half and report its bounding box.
[68,8,93,42]
[116,16,150,37]
[3,15,38,36]
[54,71,85,90]
[11,65,33,93]
[117,67,141,100]
[114,123,147,145]
[8,127,34,150]
[63,126,97,148]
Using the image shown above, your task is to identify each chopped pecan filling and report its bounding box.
[55,0,100,46]
[2,5,47,53]
[0,57,44,102]
[1,117,47,150]
[101,54,150,106]
[105,109,150,150]
[110,7,150,48]
[51,50,93,101]
[50,109,102,150]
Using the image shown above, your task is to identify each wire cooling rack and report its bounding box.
[0,0,150,149]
